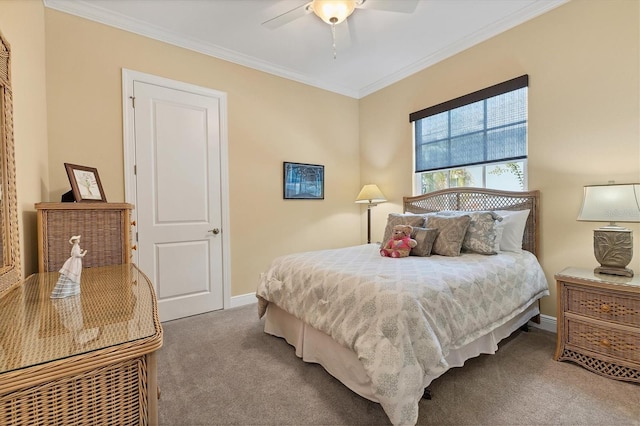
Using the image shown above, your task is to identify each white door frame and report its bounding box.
[121,68,231,310]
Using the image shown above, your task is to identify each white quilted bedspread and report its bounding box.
[256,244,549,426]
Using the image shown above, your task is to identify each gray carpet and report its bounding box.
[157,304,640,425]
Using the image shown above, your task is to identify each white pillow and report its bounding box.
[493,221,505,253]
[494,209,530,253]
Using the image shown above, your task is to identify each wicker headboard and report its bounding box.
[403,187,540,256]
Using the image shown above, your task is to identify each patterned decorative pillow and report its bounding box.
[425,215,471,257]
[436,211,502,255]
[410,227,439,257]
[381,214,426,245]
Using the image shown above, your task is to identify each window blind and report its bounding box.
[411,75,528,173]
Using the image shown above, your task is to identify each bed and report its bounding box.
[256,188,549,425]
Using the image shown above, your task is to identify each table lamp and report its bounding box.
[355,184,387,244]
[577,183,640,277]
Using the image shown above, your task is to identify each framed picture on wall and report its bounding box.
[64,163,107,202]
[283,162,324,200]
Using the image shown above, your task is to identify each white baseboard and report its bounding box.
[529,313,557,333]
[229,292,257,308]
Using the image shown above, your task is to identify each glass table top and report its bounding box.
[0,264,159,374]
[556,266,640,288]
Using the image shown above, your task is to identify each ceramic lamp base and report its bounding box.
[593,227,634,277]
[594,265,634,277]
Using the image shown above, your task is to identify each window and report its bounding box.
[410,75,528,194]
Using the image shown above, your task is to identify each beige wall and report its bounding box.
[44,9,361,297]
[0,0,50,277]
[360,0,640,317]
[3,1,639,318]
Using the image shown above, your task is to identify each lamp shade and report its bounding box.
[311,0,356,25]
[355,184,386,204]
[577,183,640,223]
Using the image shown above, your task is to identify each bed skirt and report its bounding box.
[264,302,540,403]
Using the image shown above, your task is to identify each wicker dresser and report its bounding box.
[36,202,134,273]
[554,267,640,382]
[0,264,162,425]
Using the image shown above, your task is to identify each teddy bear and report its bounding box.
[380,224,417,258]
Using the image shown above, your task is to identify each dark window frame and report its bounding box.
[411,75,528,174]
[409,75,528,122]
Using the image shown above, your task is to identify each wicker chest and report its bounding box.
[36,202,134,273]
[554,267,640,382]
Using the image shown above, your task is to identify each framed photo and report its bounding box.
[283,162,324,200]
[64,163,107,202]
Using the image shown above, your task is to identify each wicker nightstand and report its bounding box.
[554,267,640,382]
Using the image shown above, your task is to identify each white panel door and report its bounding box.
[133,81,223,322]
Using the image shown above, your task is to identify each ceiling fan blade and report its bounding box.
[335,19,352,51]
[358,0,419,13]
[262,2,313,30]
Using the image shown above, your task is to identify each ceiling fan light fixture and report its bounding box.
[311,0,356,25]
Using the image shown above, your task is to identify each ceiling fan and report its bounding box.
[262,0,419,58]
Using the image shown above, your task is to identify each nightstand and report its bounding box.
[554,267,640,383]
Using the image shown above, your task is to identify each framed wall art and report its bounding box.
[283,162,324,200]
[64,163,107,202]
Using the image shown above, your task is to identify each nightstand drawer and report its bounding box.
[565,284,640,327]
[566,317,640,363]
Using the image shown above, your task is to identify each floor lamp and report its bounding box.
[355,184,387,244]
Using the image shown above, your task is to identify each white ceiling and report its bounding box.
[44,0,567,99]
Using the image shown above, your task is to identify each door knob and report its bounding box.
[209,228,220,235]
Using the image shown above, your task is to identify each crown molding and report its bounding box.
[44,0,567,100]
[357,0,569,98]
[43,0,360,98]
